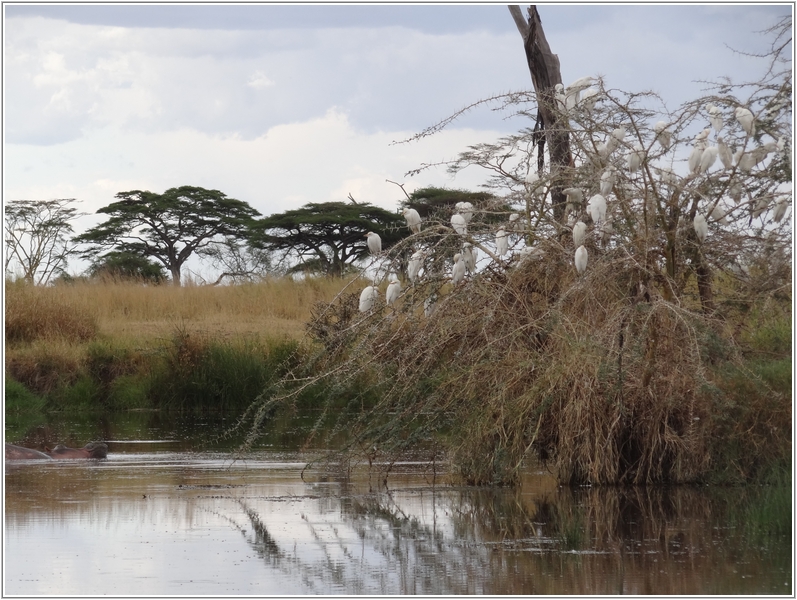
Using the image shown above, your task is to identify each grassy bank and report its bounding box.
[5,277,349,415]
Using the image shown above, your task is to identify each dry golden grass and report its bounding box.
[5,277,352,346]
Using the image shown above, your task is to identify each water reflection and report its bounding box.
[4,413,791,595]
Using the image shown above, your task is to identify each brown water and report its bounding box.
[4,413,792,595]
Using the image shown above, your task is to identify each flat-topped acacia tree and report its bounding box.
[75,185,261,286]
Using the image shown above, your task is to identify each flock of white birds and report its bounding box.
[357,76,789,314]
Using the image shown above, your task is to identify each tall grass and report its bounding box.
[4,277,348,413]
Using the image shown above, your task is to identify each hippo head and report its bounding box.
[84,442,109,459]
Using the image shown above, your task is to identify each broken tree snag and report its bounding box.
[508,5,573,222]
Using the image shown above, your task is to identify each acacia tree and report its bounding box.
[4,198,84,285]
[252,201,406,277]
[75,186,261,286]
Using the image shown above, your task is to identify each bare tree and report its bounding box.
[4,199,84,285]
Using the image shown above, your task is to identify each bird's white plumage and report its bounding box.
[451,213,467,236]
[572,221,587,247]
[717,137,733,169]
[359,286,378,312]
[408,250,423,283]
[600,167,616,197]
[587,194,607,224]
[462,242,476,273]
[699,146,718,173]
[365,231,382,255]
[385,276,401,306]
[451,253,466,285]
[735,106,755,136]
[706,103,723,133]
[575,245,588,274]
[403,208,422,234]
[654,121,672,150]
[627,143,644,173]
[496,228,508,257]
[693,214,708,243]
[455,201,474,223]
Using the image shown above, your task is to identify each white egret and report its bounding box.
[772,196,789,223]
[509,212,522,232]
[698,146,718,174]
[462,242,477,273]
[451,253,466,285]
[611,127,627,142]
[688,143,706,175]
[776,136,786,152]
[600,166,616,197]
[695,128,711,144]
[554,83,567,112]
[496,228,508,257]
[403,208,422,234]
[717,137,733,169]
[728,180,743,205]
[408,250,423,283]
[572,221,587,247]
[574,245,588,275]
[359,286,378,312]
[709,204,728,225]
[693,214,708,243]
[752,195,770,220]
[365,231,382,255]
[587,194,607,224]
[423,295,436,317]
[580,87,599,114]
[565,76,594,110]
[706,103,723,133]
[599,135,619,158]
[627,143,644,173]
[451,213,468,236]
[735,149,755,172]
[735,106,755,136]
[385,276,401,306]
[654,121,672,150]
[600,219,614,246]
[456,201,474,223]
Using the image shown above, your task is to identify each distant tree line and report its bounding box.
[4,185,497,285]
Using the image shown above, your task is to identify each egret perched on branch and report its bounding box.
[554,83,567,112]
[451,213,467,236]
[563,188,583,211]
[600,166,616,197]
[509,212,522,232]
[728,180,743,205]
[572,221,587,247]
[654,121,672,150]
[706,103,723,133]
[575,245,588,275]
[734,149,755,172]
[359,286,378,312]
[699,146,718,174]
[717,137,733,170]
[772,196,789,223]
[611,127,627,143]
[455,201,474,223]
[735,106,755,136]
[709,204,728,225]
[462,242,477,273]
[496,228,508,256]
[451,253,466,285]
[385,276,401,306]
[408,250,423,283]
[565,76,594,110]
[627,143,644,174]
[693,214,708,244]
[688,136,707,175]
[365,231,382,255]
[403,208,422,234]
[587,194,607,224]
[580,87,599,114]
[752,195,770,220]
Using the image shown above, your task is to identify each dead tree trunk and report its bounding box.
[508,5,573,222]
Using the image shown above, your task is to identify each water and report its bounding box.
[4,412,792,595]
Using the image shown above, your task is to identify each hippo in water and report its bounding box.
[5,442,108,460]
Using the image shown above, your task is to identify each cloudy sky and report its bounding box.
[3,3,791,275]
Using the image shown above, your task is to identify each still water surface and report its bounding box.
[4,412,792,595]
